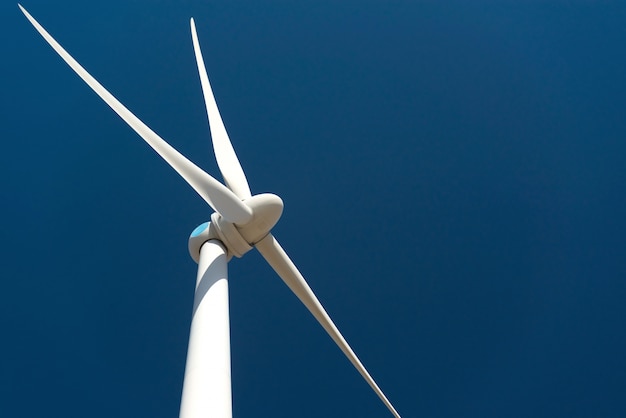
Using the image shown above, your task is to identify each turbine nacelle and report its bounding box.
[188,193,283,261]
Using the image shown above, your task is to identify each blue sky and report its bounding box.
[3,1,626,417]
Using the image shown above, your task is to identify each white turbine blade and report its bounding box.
[190,18,252,200]
[255,233,402,418]
[19,5,253,225]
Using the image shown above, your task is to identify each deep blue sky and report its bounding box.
[3,1,626,417]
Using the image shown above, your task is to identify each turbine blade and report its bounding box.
[255,233,401,418]
[19,5,253,225]
[190,18,252,200]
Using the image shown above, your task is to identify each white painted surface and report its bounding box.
[180,240,232,418]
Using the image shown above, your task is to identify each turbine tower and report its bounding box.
[19,5,402,418]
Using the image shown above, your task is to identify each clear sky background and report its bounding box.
[3,1,626,417]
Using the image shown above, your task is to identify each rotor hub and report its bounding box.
[188,193,283,262]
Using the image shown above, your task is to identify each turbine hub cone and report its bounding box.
[188,193,283,261]
[238,193,283,244]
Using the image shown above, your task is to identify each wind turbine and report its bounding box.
[19,5,402,418]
